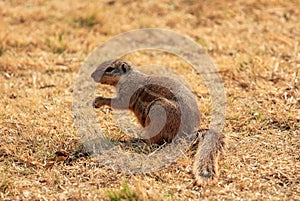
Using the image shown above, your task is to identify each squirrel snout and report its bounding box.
[91,70,100,82]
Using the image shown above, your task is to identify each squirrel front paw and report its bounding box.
[93,97,108,108]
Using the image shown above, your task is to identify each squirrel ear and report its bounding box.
[120,62,130,74]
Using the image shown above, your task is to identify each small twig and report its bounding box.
[39,84,56,89]
[292,42,299,89]
[0,122,26,127]
[147,142,167,157]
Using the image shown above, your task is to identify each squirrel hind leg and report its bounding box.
[193,129,225,187]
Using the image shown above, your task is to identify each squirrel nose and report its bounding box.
[91,71,96,79]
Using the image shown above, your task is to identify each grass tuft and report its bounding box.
[107,182,138,201]
[74,14,99,28]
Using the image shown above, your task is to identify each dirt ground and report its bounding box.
[0,0,299,200]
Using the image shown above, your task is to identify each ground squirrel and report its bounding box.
[91,59,225,186]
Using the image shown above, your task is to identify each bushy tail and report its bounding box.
[193,129,225,186]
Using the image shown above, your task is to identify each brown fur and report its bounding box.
[91,59,224,186]
[193,129,225,186]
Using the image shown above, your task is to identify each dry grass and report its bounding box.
[1,0,300,200]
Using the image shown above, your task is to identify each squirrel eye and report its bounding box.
[121,63,127,72]
[105,67,114,72]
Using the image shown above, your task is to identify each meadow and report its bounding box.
[0,0,299,200]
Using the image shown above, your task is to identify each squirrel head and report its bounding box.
[91,59,132,86]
